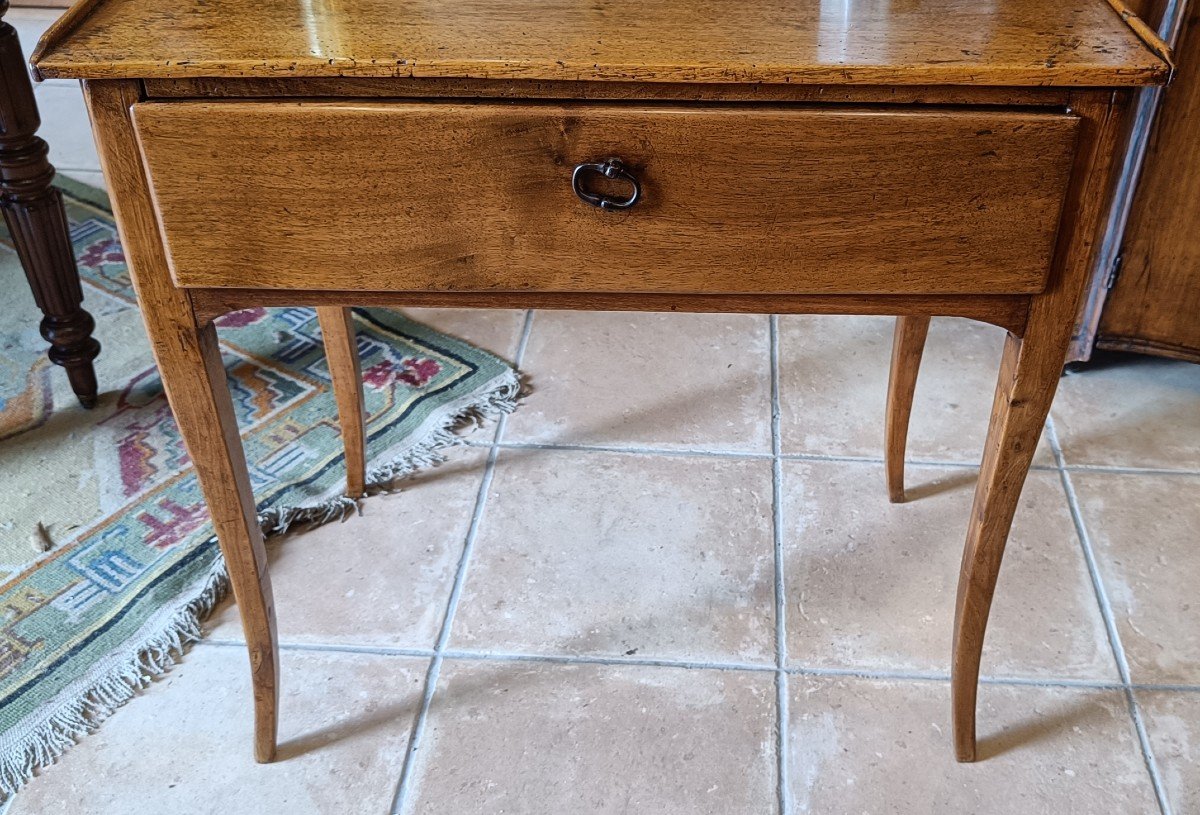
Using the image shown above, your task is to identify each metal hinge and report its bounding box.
[1105,254,1124,290]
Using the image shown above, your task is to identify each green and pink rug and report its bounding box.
[0,179,519,797]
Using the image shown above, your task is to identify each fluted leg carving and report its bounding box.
[0,3,100,407]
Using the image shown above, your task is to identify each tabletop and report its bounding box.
[34,0,1169,86]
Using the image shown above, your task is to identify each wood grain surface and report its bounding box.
[139,77,1074,108]
[885,315,931,504]
[952,90,1129,762]
[1097,10,1200,360]
[34,0,1168,85]
[83,79,281,763]
[316,306,367,498]
[132,101,1079,296]
[189,289,1033,336]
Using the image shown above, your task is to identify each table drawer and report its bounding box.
[132,101,1079,295]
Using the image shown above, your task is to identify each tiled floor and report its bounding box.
[9,9,1200,814]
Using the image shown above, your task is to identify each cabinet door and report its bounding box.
[1098,7,1200,362]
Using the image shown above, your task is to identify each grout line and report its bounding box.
[477,439,773,460]
[203,635,1200,693]
[1125,688,1176,815]
[200,639,436,659]
[464,437,1042,474]
[784,452,1001,470]
[769,315,791,815]
[441,649,775,673]
[389,310,536,815]
[788,663,1129,690]
[1064,463,1200,477]
[978,674,1123,690]
[1046,417,1173,815]
[1128,682,1200,694]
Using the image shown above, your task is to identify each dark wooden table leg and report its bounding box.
[0,2,100,408]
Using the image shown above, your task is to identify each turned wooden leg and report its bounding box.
[317,306,367,497]
[84,80,277,761]
[885,315,930,503]
[0,5,100,407]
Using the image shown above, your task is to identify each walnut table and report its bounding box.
[33,0,1172,765]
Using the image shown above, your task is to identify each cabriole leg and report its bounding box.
[885,315,930,503]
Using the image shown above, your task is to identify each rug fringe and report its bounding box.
[363,368,520,488]
[0,564,229,800]
[0,367,521,800]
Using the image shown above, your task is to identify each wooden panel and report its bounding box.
[133,102,1079,297]
[1098,10,1200,360]
[139,78,1072,108]
[188,289,1032,335]
[33,0,1168,86]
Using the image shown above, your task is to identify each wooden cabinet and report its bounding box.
[1073,0,1200,363]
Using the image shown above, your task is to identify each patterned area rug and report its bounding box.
[0,179,519,797]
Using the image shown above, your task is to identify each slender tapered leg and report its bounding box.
[0,5,100,407]
[317,306,366,497]
[885,315,930,503]
[951,91,1129,762]
[171,319,279,762]
[83,80,278,761]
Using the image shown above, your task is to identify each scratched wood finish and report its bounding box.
[316,307,367,497]
[33,0,1168,85]
[885,316,931,504]
[132,102,1079,296]
[82,79,280,763]
[140,77,1073,108]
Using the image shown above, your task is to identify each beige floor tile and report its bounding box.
[404,659,777,815]
[208,445,488,648]
[10,646,428,815]
[788,676,1157,814]
[1137,690,1200,815]
[783,461,1116,680]
[451,449,776,663]
[1072,471,1200,684]
[1052,353,1200,470]
[33,83,102,172]
[777,315,1054,466]
[503,311,772,452]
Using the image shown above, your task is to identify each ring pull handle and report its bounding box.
[571,158,642,211]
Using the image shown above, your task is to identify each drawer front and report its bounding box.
[132,101,1079,295]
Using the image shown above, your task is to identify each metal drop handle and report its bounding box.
[571,158,642,211]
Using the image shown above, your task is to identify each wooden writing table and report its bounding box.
[34,0,1171,765]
